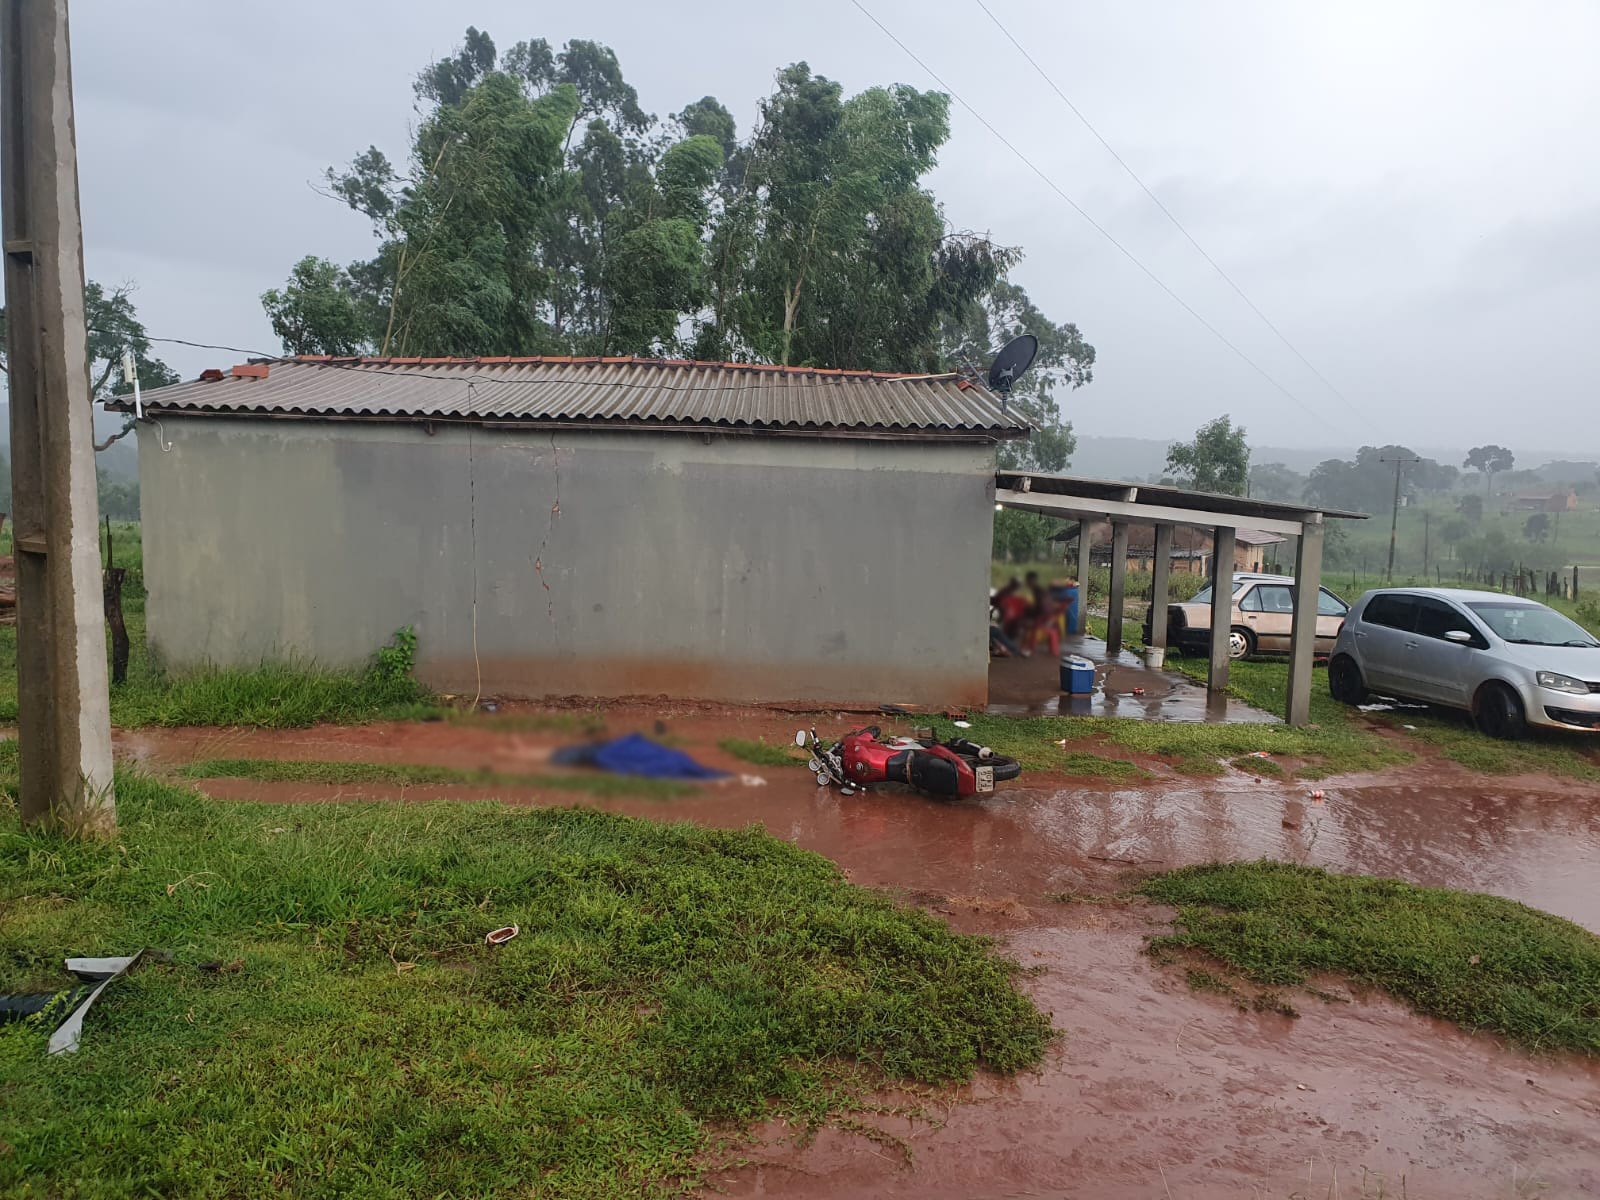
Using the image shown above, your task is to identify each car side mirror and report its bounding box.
[1444,629,1473,645]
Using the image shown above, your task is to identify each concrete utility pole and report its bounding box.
[1379,455,1420,582]
[2,0,116,834]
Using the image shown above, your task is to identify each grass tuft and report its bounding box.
[109,661,434,729]
[0,769,1052,1197]
[718,737,808,769]
[1141,861,1600,1055]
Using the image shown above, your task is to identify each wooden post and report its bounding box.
[2,0,116,833]
[102,516,127,685]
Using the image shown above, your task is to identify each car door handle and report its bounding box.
[1404,640,1418,649]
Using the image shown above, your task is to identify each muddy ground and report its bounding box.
[120,703,1600,1199]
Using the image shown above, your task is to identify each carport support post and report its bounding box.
[1146,524,1173,668]
[1073,518,1092,634]
[1105,522,1129,655]
[1285,519,1325,727]
[1207,526,1237,692]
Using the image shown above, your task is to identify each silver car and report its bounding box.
[1328,587,1600,738]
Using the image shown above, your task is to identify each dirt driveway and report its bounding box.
[120,705,1600,1199]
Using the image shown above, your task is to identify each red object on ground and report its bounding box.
[840,727,987,798]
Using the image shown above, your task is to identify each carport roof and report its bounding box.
[109,356,1030,441]
[995,470,1366,537]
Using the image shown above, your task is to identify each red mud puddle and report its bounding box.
[988,649,1277,723]
[121,713,1600,1198]
[126,718,1600,934]
[716,906,1600,1200]
[115,704,866,779]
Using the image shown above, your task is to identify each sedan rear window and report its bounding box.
[1316,589,1348,617]
[1190,580,1246,606]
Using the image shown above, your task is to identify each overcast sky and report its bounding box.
[64,0,1600,451]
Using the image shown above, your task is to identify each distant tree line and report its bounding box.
[0,451,138,522]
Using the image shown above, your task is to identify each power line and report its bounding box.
[846,0,1321,421]
[970,0,1363,417]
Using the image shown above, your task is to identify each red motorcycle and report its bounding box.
[796,725,1023,799]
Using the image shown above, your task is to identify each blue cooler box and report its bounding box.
[1059,654,1094,694]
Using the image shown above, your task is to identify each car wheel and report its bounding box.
[1474,682,1527,741]
[1227,627,1256,661]
[1328,655,1367,705]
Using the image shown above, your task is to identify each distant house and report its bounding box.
[1055,522,1285,576]
[1233,528,1288,572]
[1511,491,1577,513]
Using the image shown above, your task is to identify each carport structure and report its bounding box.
[995,471,1366,725]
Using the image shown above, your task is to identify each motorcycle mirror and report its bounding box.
[794,730,808,747]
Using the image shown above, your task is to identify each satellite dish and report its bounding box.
[987,334,1038,398]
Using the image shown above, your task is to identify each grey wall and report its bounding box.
[137,419,999,706]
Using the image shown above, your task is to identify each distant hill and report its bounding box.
[1070,434,1600,485]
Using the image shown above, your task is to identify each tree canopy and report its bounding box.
[265,29,1091,467]
[1464,444,1515,494]
[0,281,179,452]
[1165,415,1249,496]
[1303,445,1452,515]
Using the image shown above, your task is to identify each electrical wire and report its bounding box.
[970,0,1364,418]
[846,0,1322,421]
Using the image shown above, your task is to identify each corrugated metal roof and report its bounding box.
[112,356,1029,439]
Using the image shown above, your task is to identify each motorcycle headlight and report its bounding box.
[1536,670,1589,695]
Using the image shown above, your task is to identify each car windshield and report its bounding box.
[1190,581,1246,606]
[1467,602,1600,647]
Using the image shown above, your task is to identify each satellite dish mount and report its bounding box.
[986,334,1039,414]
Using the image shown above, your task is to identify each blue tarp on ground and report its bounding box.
[551,733,730,780]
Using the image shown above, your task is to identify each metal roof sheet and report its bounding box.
[112,356,1030,439]
[996,470,1368,522]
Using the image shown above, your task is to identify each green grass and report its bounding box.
[718,737,808,769]
[107,661,436,728]
[178,758,697,799]
[1141,862,1600,1056]
[1230,754,1286,778]
[1171,655,1600,782]
[1365,705,1600,781]
[955,707,1406,781]
[0,763,1052,1198]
